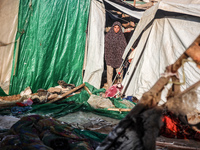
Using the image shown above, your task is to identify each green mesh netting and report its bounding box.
[0,83,135,120]
[9,0,90,95]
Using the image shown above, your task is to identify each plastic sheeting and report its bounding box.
[83,0,105,89]
[8,0,90,95]
[0,115,20,129]
[122,1,200,105]
[0,0,19,95]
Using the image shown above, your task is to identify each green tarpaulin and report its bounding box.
[9,0,90,95]
[0,88,7,96]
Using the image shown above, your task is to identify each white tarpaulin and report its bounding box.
[83,0,105,88]
[122,1,200,106]
[0,0,19,94]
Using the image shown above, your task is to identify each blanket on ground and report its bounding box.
[0,115,98,150]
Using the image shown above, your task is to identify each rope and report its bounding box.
[168,59,195,85]
[0,28,25,47]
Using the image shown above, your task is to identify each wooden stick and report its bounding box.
[186,35,200,68]
[156,141,198,150]
[107,108,131,112]
[47,83,85,103]
[133,0,136,7]
[84,86,92,95]
[0,98,24,107]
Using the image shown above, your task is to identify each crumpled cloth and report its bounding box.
[0,115,96,150]
[87,94,115,109]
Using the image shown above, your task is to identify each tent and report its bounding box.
[121,0,200,107]
[0,0,105,95]
[0,0,143,96]
[83,0,144,89]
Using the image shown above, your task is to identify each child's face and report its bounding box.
[113,25,120,33]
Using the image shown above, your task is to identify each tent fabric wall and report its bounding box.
[162,0,200,5]
[122,4,159,60]
[122,0,200,59]
[0,0,19,95]
[8,0,90,95]
[83,0,105,89]
[160,0,200,17]
[122,1,200,106]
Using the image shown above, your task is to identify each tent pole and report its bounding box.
[111,49,132,86]
[111,61,124,86]
[133,0,136,7]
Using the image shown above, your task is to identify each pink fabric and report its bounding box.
[105,84,123,98]
[23,98,33,106]
[16,98,33,106]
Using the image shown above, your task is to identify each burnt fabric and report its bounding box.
[160,111,200,141]
[105,21,127,68]
[96,106,163,150]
